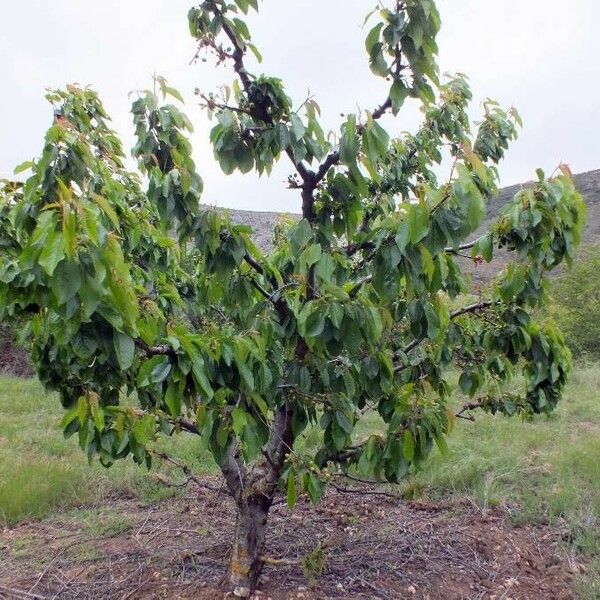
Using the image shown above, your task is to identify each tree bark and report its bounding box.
[228,495,271,597]
[221,402,295,597]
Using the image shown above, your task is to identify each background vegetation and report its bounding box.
[547,244,600,359]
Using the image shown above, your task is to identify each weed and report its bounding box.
[301,542,326,584]
[74,508,135,537]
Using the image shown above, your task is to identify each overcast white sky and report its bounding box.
[1,1,599,213]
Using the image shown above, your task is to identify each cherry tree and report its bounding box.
[0,0,585,595]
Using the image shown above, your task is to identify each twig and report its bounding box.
[455,399,487,421]
[450,301,493,319]
[261,555,298,567]
[149,450,226,494]
[0,586,47,600]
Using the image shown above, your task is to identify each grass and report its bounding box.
[1,366,599,591]
[0,378,217,525]
[73,508,135,537]
[406,367,600,529]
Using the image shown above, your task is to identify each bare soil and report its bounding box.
[0,479,582,600]
[0,326,33,378]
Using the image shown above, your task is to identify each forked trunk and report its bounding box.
[220,404,294,597]
[228,497,271,597]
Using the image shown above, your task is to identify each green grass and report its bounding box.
[1,367,599,591]
[73,507,136,537]
[405,367,600,529]
[0,378,217,525]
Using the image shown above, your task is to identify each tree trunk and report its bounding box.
[220,403,294,597]
[228,497,271,597]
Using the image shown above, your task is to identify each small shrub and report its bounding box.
[548,244,600,358]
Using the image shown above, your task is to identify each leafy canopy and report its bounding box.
[0,0,586,506]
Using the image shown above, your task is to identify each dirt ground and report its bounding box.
[0,479,582,600]
[0,326,33,378]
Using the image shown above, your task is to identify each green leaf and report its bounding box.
[403,430,415,461]
[192,356,214,399]
[114,332,135,371]
[231,407,248,435]
[306,312,326,338]
[420,246,435,283]
[163,85,184,103]
[234,348,255,392]
[248,43,263,63]
[340,115,358,169]
[467,190,485,230]
[50,260,81,305]
[315,252,335,283]
[90,402,105,433]
[365,22,383,52]
[77,396,88,426]
[165,381,183,417]
[137,356,169,387]
[290,114,306,141]
[38,231,65,276]
[369,43,389,77]
[395,220,410,253]
[335,410,354,434]
[132,414,155,445]
[232,17,250,41]
[14,160,34,175]
[424,302,440,339]
[234,0,249,14]
[390,80,409,112]
[408,202,429,244]
[287,471,298,509]
[306,473,323,503]
[93,195,120,230]
[62,209,77,258]
[299,243,322,273]
[289,219,313,254]
[329,303,344,328]
[60,408,78,430]
[477,233,493,262]
[151,358,171,383]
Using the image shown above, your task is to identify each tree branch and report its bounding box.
[175,418,201,435]
[134,339,177,359]
[150,450,227,493]
[219,441,247,505]
[450,301,493,319]
[264,402,294,470]
[393,301,496,374]
[455,399,487,421]
[330,481,401,500]
[217,9,252,91]
[210,3,313,190]
[248,277,272,301]
[444,240,478,253]
[314,98,393,186]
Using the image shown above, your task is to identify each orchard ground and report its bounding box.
[0,366,599,599]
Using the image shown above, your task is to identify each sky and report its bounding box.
[1,1,599,213]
